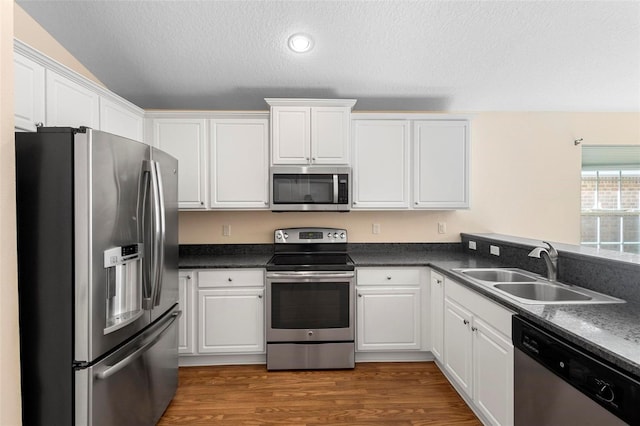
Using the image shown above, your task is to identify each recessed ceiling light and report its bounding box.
[288,33,314,53]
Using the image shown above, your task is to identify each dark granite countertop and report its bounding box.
[178,242,640,377]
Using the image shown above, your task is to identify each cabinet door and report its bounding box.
[311,107,350,164]
[413,120,469,209]
[430,272,445,362]
[152,119,207,209]
[198,288,265,353]
[46,70,100,129]
[443,298,473,397]
[271,106,310,164]
[14,52,45,132]
[356,287,421,351]
[209,119,269,209]
[99,97,144,142]
[178,271,194,354]
[473,317,514,426]
[352,120,409,209]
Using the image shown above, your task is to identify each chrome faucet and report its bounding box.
[528,241,558,282]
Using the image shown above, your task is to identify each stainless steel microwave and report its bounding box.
[270,166,351,212]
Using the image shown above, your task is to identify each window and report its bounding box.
[581,146,640,254]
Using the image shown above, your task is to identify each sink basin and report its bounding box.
[456,268,537,283]
[494,283,592,302]
[452,267,624,305]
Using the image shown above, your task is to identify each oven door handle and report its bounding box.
[266,271,355,279]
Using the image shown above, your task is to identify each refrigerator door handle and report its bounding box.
[94,311,180,380]
[153,161,166,307]
[146,160,163,310]
[141,161,154,310]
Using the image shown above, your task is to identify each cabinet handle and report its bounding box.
[463,319,469,325]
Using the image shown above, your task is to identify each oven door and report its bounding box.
[266,271,355,342]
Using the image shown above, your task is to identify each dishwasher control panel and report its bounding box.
[513,316,640,425]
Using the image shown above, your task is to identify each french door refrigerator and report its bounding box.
[15,127,180,426]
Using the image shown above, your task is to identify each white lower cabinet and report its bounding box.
[198,288,264,353]
[178,271,195,354]
[430,270,445,362]
[195,269,265,355]
[443,278,514,426]
[356,268,428,353]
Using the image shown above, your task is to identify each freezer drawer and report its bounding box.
[76,307,180,426]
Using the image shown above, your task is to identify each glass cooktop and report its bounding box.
[266,253,355,271]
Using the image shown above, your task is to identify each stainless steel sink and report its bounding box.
[451,267,624,305]
[494,282,592,302]
[456,268,537,283]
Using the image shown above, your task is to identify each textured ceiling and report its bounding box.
[16,0,640,111]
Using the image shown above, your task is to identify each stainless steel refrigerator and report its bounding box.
[15,127,180,426]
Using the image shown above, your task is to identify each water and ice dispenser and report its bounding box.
[103,244,144,334]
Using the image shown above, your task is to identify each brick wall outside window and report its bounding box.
[581,171,640,254]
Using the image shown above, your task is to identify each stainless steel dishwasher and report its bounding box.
[513,316,640,425]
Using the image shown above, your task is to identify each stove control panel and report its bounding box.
[274,227,347,243]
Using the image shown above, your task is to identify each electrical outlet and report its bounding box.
[468,241,477,250]
[490,245,500,256]
[438,222,447,234]
[372,223,381,234]
[222,224,231,236]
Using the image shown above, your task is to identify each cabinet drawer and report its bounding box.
[357,268,421,285]
[198,269,264,288]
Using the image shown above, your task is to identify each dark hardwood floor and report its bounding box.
[158,362,481,425]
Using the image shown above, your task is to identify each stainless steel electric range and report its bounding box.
[265,227,355,370]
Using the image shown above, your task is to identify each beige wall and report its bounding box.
[1,1,22,425]
[14,3,104,86]
[180,112,640,245]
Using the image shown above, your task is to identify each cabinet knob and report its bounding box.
[463,319,469,325]
[228,277,233,282]
[386,276,392,280]
[358,294,362,297]
[258,294,263,299]
[415,202,419,205]
[186,275,191,280]
[35,122,44,128]
[308,330,314,336]
[200,201,204,206]
[472,326,478,332]
[312,157,316,161]
[436,279,442,284]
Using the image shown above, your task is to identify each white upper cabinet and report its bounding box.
[352,120,410,209]
[99,97,144,142]
[46,69,100,129]
[208,118,269,209]
[151,118,207,209]
[311,107,352,164]
[266,99,356,165]
[269,106,311,164]
[14,52,45,132]
[413,120,469,209]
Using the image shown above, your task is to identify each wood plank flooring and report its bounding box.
[158,362,481,425]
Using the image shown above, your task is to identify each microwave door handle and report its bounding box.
[333,174,338,204]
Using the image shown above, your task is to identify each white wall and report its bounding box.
[179,112,640,245]
[1,1,22,424]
